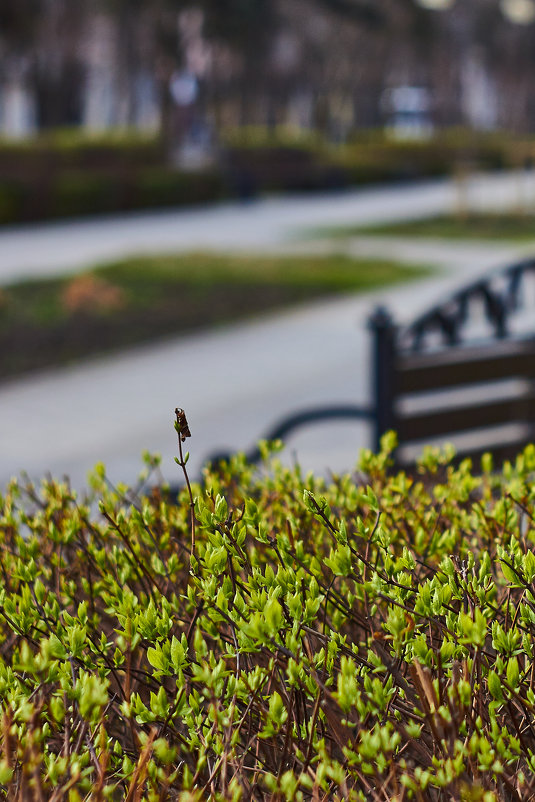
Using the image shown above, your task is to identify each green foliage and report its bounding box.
[2,438,535,798]
[0,130,225,224]
[319,211,535,242]
[336,127,514,183]
[0,168,224,225]
[0,126,529,224]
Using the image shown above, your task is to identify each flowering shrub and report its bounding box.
[2,431,535,800]
[61,275,126,314]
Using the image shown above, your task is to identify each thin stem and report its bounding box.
[175,409,196,566]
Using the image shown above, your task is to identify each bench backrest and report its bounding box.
[395,339,535,464]
[239,259,535,470]
[370,258,535,465]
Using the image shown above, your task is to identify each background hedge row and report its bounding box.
[0,128,531,224]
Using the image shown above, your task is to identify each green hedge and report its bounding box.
[0,168,226,224]
[225,126,520,184]
[2,431,535,799]
[133,167,226,208]
[0,130,221,223]
[335,130,514,184]
[0,130,163,178]
[0,127,531,224]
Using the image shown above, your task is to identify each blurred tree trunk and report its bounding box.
[115,1,138,126]
[0,0,87,132]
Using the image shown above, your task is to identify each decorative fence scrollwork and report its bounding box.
[400,257,535,351]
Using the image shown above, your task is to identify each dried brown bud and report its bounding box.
[175,408,191,442]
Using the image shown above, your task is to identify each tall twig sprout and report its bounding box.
[174,407,196,564]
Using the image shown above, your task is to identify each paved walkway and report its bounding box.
[1,172,535,491]
[1,169,535,283]
[1,243,532,491]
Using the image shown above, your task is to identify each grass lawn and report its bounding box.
[0,251,430,379]
[316,211,535,240]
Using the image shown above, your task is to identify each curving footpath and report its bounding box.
[1,171,535,490]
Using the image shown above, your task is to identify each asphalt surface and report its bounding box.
[1,169,535,284]
[1,171,535,492]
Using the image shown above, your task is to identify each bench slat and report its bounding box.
[397,339,535,395]
[397,394,535,442]
[397,435,535,469]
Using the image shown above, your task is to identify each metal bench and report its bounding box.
[216,256,535,467]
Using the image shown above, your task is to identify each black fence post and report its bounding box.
[368,306,396,453]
